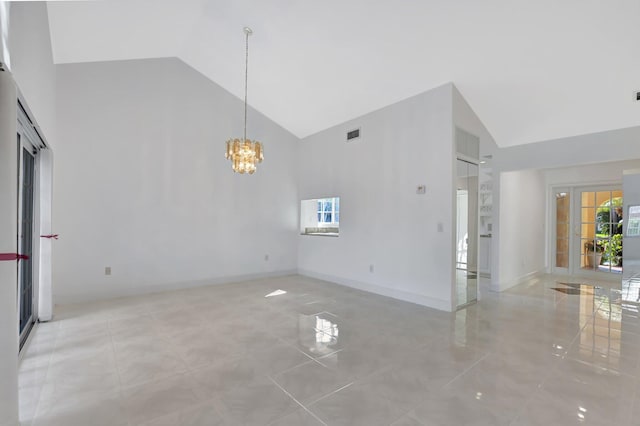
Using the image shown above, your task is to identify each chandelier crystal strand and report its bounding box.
[225,27,264,174]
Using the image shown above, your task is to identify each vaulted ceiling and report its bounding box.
[47,0,640,146]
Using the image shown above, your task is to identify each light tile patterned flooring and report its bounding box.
[18,274,640,425]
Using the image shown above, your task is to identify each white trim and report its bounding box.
[298,269,453,312]
[17,321,38,365]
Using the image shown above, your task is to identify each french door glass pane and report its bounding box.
[555,192,570,268]
[579,189,623,274]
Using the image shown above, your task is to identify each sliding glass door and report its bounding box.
[17,110,40,349]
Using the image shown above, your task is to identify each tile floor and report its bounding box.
[17,274,640,425]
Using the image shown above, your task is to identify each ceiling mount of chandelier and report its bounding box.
[225,26,264,174]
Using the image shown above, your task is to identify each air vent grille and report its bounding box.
[347,128,360,142]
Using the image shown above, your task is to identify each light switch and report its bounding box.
[416,185,426,194]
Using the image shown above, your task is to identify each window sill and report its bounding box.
[300,232,339,237]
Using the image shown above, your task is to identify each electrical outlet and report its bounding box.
[264,254,269,261]
[369,264,374,273]
[437,223,444,232]
[105,266,111,276]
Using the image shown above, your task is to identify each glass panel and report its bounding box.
[613,206,623,234]
[582,191,595,207]
[556,194,569,218]
[582,238,599,270]
[595,191,611,208]
[556,252,569,268]
[556,237,569,268]
[456,160,478,309]
[19,148,35,338]
[582,207,594,223]
[555,191,571,268]
[557,223,569,239]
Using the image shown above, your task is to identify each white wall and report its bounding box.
[495,126,640,172]
[622,169,640,282]
[8,2,57,321]
[544,160,640,187]
[53,58,299,303]
[9,2,56,148]
[0,1,18,426]
[0,71,19,426]
[497,169,546,291]
[298,84,454,311]
[0,2,9,69]
[0,5,55,424]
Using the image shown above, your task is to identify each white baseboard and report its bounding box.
[54,269,299,305]
[297,269,452,312]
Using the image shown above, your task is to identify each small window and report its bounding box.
[301,197,340,236]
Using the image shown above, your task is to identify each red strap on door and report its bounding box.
[0,253,29,261]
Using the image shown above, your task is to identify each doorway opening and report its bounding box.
[552,186,623,278]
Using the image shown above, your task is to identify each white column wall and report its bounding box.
[622,170,640,282]
[0,70,20,426]
[496,169,546,290]
[298,84,455,311]
[38,149,53,321]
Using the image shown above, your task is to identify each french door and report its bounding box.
[552,186,623,278]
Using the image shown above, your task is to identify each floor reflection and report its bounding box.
[297,312,340,356]
[577,285,622,367]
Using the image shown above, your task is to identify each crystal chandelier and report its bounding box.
[225,27,264,174]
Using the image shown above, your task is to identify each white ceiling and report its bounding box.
[46,0,640,146]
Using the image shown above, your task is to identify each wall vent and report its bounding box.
[346,128,361,142]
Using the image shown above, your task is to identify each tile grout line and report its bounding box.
[442,351,491,389]
[304,381,355,406]
[267,375,329,426]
